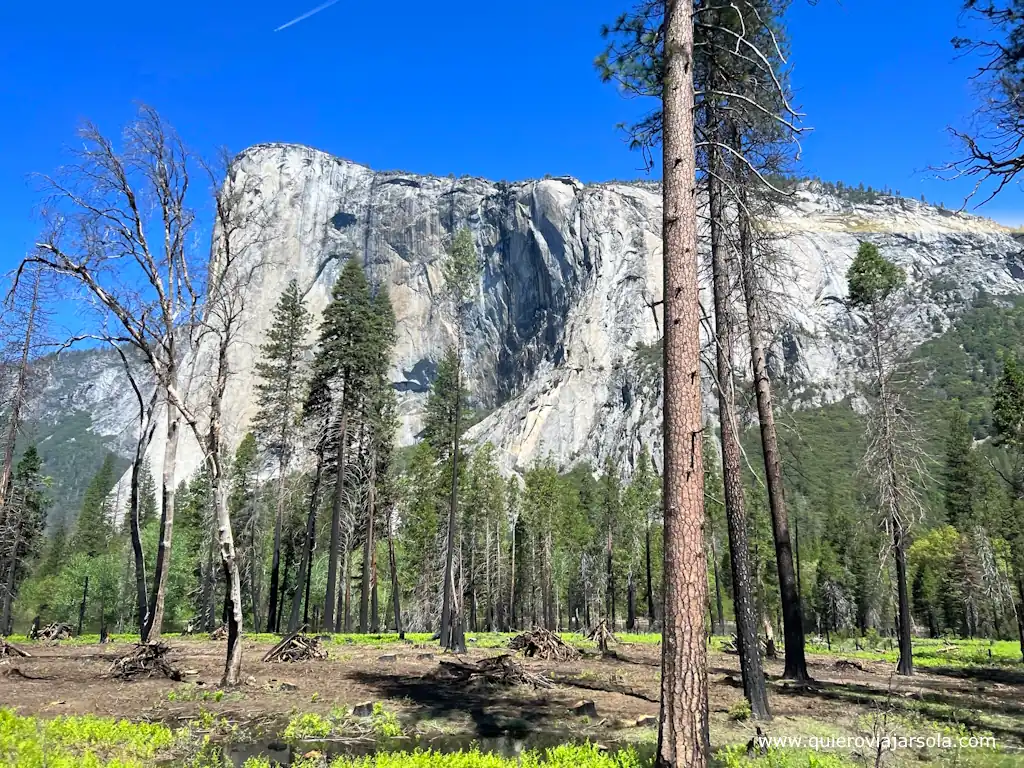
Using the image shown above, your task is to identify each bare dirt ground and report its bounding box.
[2,637,1023,750]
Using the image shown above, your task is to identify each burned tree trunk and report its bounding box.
[737,197,809,682]
[289,453,324,633]
[359,449,377,633]
[708,124,770,719]
[324,409,349,631]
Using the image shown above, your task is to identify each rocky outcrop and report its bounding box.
[29,143,1024,492]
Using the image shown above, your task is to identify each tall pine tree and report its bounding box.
[73,454,117,558]
[253,280,312,632]
[310,258,379,632]
[0,446,49,633]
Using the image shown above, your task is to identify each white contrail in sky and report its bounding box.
[274,0,341,32]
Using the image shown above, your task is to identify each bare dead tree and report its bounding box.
[847,245,928,677]
[940,1,1024,205]
[178,147,274,683]
[0,267,45,516]
[23,106,200,642]
[111,341,159,633]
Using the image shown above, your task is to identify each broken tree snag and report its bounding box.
[31,623,72,641]
[0,638,31,660]
[262,630,328,663]
[509,628,581,662]
[109,642,183,681]
[435,654,553,689]
[586,620,617,653]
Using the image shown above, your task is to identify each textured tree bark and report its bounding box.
[709,150,770,721]
[658,2,711,764]
[737,200,809,682]
[324,409,349,631]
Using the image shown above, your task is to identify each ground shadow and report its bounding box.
[926,665,1024,686]
[350,669,560,738]
[768,677,1024,745]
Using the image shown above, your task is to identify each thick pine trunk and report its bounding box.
[324,409,349,631]
[709,158,770,721]
[659,2,711,763]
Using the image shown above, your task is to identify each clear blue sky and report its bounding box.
[1,0,1019,280]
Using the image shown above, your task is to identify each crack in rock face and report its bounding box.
[32,143,1024,495]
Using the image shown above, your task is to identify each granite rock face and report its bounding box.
[30,143,1024,490]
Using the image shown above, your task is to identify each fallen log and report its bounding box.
[0,638,31,659]
[509,628,581,662]
[109,642,183,681]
